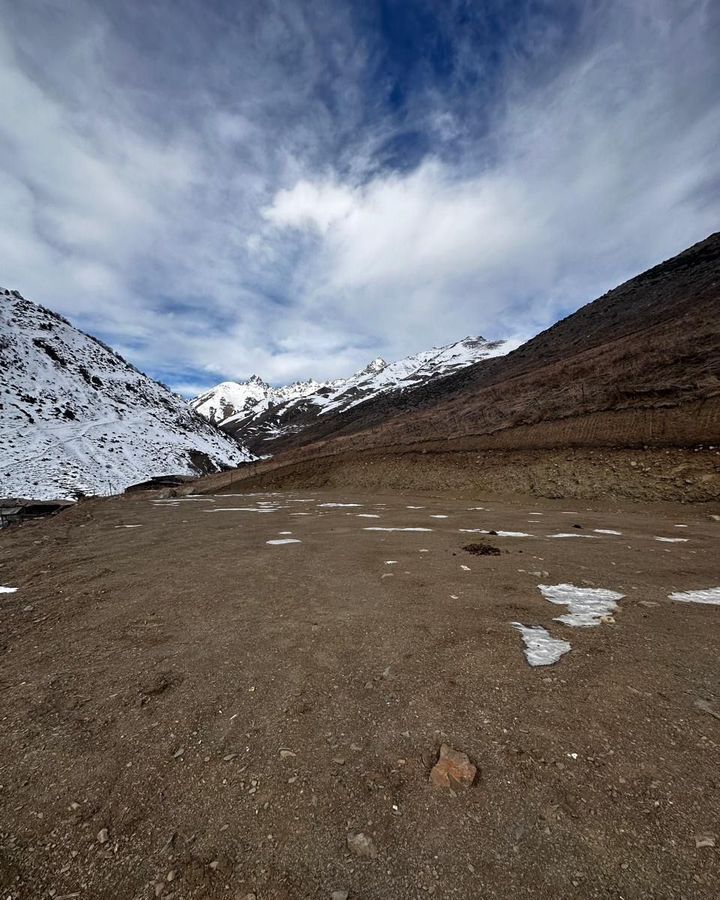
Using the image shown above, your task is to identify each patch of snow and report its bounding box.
[459,529,532,537]
[668,587,720,605]
[593,529,622,535]
[357,514,381,518]
[364,527,433,532]
[512,624,572,666]
[266,538,302,545]
[548,533,601,539]
[655,537,689,543]
[538,583,624,627]
[0,586,18,594]
[318,503,363,508]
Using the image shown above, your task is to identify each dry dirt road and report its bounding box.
[1,489,719,899]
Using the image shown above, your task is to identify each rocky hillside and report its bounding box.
[0,289,254,501]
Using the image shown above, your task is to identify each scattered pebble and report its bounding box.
[695,833,716,849]
[347,831,378,859]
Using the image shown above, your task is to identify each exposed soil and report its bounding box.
[1,489,719,899]
[195,446,720,504]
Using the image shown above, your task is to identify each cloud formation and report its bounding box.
[1,0,718,393]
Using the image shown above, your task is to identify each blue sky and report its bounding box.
[1,0,719,396]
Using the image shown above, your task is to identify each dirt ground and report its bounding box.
[1,488,719,899]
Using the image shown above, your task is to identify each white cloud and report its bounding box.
[0,0,718,392]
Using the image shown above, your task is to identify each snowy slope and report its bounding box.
[191,374,323,424]
[211,336,506,450]
[0,289,254,501]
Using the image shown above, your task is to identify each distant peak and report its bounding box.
[359,357,388,375]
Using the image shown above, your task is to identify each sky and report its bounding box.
[1,0,719,396]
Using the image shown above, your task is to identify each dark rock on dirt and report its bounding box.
[463,542,501,556]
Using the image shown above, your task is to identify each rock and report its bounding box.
[173,747,185,759]
[695,832,716,849]
[709,514,720,522]
[347,831,378,859]
[331,891,349,900]
[429,743,477,790]
[97,828,109,844]
[332,757,346,765]
[279,749,296,759]
[695,699,720,721]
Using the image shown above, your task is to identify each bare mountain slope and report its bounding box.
[0,289,253,500]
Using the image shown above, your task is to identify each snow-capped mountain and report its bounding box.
[202,336,506,451]
[0,288,254,501]
[190,374,323,424]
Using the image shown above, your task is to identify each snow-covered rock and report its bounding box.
[0,288,254,501]
[201,335,506,449]
[190,374,322,424]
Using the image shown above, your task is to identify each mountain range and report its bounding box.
[0,289,253,501]
[191,336,506,452]
[191,231,720,501]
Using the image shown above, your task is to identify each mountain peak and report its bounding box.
[359,357,388,375]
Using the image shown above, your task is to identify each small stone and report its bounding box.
[331,891,349,900]
[695,832,716,849]
[166,870,176,882]
[223,753,237,761]
[173,748,185,759]
[154,882,165,897]
[279,749,296,759]
[347,831,378,859]
[332,757,346,766]
[429,743,477,790]
[97,828,109,844]
[209,860,220,870]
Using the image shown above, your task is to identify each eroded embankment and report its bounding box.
[198,445,720,502]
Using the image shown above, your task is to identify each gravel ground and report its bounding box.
[0,489,718,899]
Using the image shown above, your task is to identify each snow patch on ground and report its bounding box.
[364,527,433,532]
[0,586,18,594]
[538,583,624,627]
[549,533,601,539]
[594,529,622,535]
[512,624,572,666]
[655,537,689,543]
[668,587,720,605]
[266,538,302,545]
[458,529,532,537]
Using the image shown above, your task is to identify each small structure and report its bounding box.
[124,474,196,493]
[0,498,74,529]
